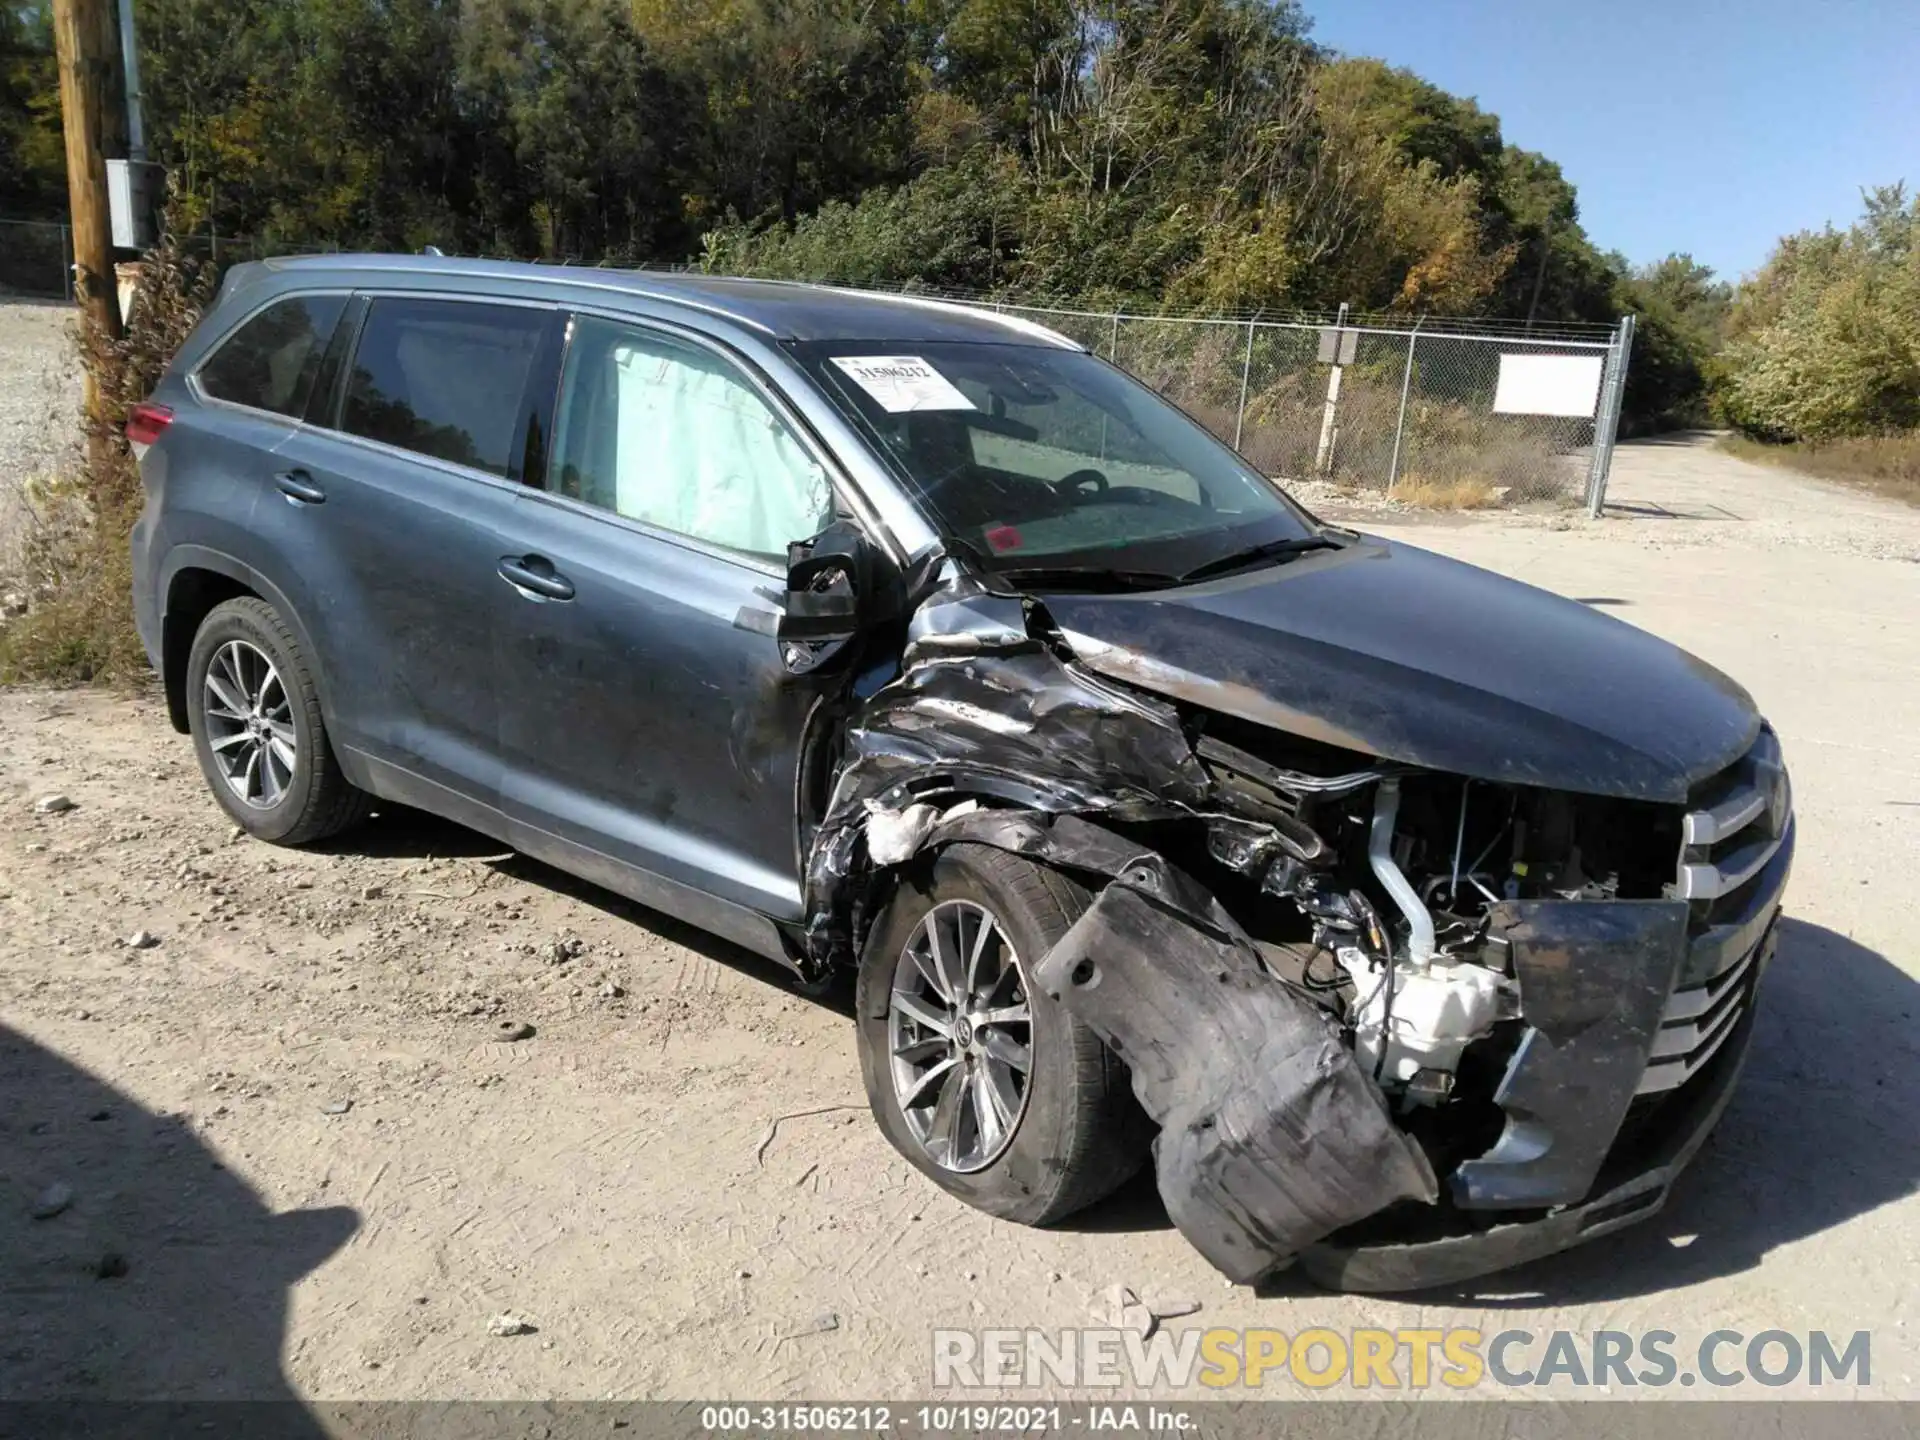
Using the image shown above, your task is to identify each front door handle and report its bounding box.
[273,469,326,505]
[497,555,576,603]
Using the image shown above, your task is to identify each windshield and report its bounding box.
[788,340,1319,581]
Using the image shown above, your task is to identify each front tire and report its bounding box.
[855,843,1148,1225]
[185,596,369,845]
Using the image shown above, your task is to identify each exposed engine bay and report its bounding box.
[1211,748,1682,1117]
[792,548,1792,1289]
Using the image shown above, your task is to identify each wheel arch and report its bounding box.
[818,781,1160,980]
[159,547,336,739]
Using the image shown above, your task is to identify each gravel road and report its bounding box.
[0,299,84,575]
[0,315,1914,1404]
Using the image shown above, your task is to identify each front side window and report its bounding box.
[549,317,833,562]
[790,340,1317,583]
[198,294,347,418]
[341,298,549,477]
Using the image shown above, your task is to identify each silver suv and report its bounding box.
[131,256,1792,1290]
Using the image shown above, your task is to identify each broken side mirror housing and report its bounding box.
[778,519,892,675]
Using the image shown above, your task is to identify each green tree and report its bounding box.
[137,0,476,251]
[632,0,916,228]
[0,1,65,218]
[904,0,1078,151]
[1720,185,1920,441]
[701,146,1027,291]
[25,0,1684,356]
[1614,254,1731,432]
[462,0,691,261]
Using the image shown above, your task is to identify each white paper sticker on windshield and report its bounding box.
[830,355,976,413]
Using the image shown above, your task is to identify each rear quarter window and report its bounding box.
[339,298,549,477]
[197,294,348,418]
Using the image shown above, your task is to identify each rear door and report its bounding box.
[495,313,840,921]
[268,294,562,821]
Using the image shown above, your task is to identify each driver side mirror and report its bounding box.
[777,519,889,674]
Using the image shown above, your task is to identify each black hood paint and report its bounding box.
[1039,536,1760,804]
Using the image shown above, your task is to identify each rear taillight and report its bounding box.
[126,401,172,457]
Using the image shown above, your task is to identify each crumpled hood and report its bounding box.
[1040,536,1760,803]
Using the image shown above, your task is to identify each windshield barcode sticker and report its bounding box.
[830,355,976,413]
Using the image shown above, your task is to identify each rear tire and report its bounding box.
[856,843,1149,1225]
[185,597,370,845]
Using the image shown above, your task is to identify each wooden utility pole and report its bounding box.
[1524,215,1555,336]
[51,0,123,473]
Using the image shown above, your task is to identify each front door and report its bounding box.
[495,314,842,922]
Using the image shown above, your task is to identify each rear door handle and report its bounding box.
[497,555,575,603]
[273,469,326,505]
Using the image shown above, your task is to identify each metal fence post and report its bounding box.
[1108,310,1121,362]
[1385,318,1423,495]
[1232,316,1255,451]
[1585,313,1635,516]
[1314,302,1351,475]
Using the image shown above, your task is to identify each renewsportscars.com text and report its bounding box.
[932,1327,1871,1391]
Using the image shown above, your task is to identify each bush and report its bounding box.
[1718,186,1920,443]
[0,219,212,684]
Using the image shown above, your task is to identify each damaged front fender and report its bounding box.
[886,809,1441,1285]
[1030,864,1439,1283]
[801,579,1211,962]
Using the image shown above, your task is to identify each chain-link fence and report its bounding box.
[1,216,270,299]
[0,218,74,299]
[0,216,1635,512]
[994,301,1634,514]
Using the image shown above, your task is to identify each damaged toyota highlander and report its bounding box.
[131,258,1793,1291]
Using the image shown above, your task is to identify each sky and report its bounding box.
[1303,0,1920,282]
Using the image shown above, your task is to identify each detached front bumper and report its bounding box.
[1303,815,1793,1293]
[1301,924,1773,1292]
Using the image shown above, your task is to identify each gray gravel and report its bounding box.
[0,299,85,576]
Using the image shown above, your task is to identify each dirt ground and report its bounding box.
[1,435,1916,1403]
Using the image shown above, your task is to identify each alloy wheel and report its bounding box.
[202,639,298,808]
[887,899,1034,1173]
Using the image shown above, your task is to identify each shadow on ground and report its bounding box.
[315,801,850,1014]
[1603,500,1748,522]
[1620,431,1725,450]
[1054,1166,1175,1236]
[0,1024,356,1413]
[309,800,512,862]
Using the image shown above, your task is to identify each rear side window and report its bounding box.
[197,294,347,418]
[340,298,549,477]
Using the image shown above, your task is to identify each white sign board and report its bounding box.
[830,356,976,413]
[1493,353,1605,419]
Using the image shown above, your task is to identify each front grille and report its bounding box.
[1638,924,1765,1095]
[1639,728,1791,1098]
[1673,727,1790,903]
